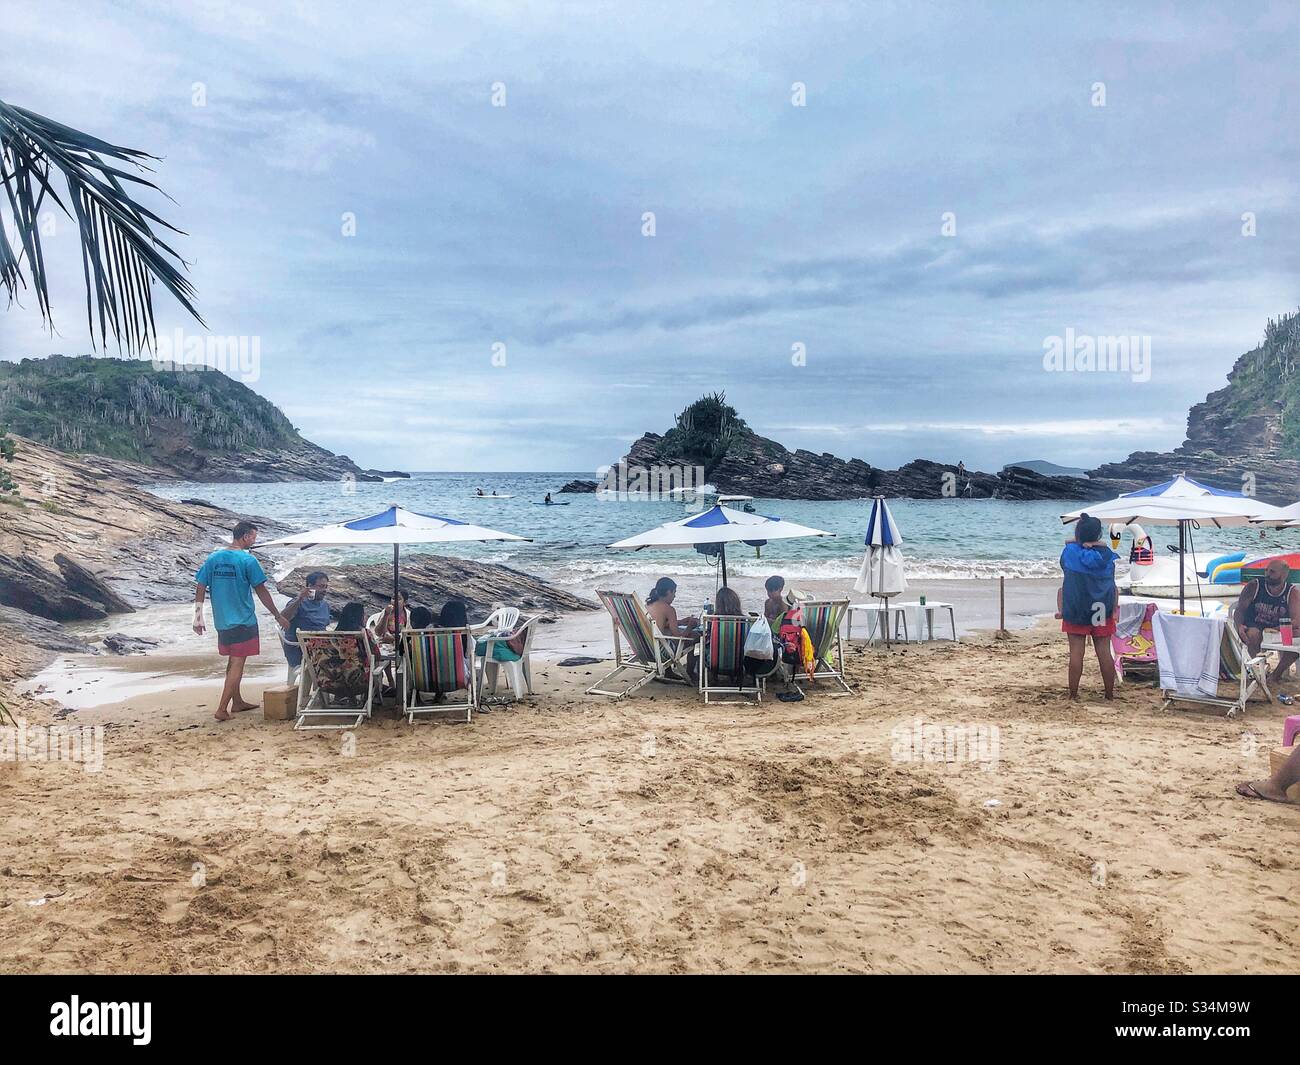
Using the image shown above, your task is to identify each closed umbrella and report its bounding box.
[263,504,530,634]
[854,496,906,645]
[607,504,833,587]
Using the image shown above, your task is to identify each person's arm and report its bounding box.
[281,588,309,624]
[193,583,207,634]
[1055,585,1063,620]
[254,582,288,629]
[1233,583,1255,636]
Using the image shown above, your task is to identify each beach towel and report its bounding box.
[1153,612,1222,698]
[1115,600,1150,640]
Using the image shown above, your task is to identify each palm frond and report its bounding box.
[0,99,202,351]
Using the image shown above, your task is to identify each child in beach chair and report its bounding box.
[295,603,386,731]
[400,625,477,724]
[586,589,694,698]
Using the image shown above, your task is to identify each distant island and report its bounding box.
[0,355,406,484]
[579,309,1300,504]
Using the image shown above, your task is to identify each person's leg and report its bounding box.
[1268,650,1298,684]
[1092,635,1116,699]
[1238,743,1300,804]
[1245,627,1264,657]
[1066,633,1086,698]
[215,655,250,720]
[215,656,238,721]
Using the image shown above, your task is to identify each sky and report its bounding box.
[2,0,1298,475]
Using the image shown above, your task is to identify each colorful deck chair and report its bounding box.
[1112,602,1158,682]
[400,626,476,724]
[295,630,385,731]
[698,614,761,704]
[586,590,694,698]
[798,599,853,694]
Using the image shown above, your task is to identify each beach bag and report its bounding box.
[744,619,775,660]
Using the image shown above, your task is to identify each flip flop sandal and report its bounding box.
[1235,782,1292,804]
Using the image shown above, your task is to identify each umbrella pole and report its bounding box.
[721,543,728,587]
[1178,521,1186,615]
[393,543,401,637]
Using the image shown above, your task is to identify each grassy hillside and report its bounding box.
[1220,308,1300,453]
[0,355,302,463]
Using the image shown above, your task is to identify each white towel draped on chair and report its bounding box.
[1153,613,1222,698]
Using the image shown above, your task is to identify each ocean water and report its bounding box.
[146,472,1294,589]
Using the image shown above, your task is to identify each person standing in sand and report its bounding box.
[193,521,288,721]
[1055,513,1119,700]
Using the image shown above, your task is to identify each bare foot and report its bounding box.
[1236,781,1298,805]
[214,708,233,722]
[233,701,259,713]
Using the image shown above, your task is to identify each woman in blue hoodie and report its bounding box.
[1056,513,1119,699]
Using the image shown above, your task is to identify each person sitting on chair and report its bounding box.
[645,577,698,637]
[280,571,332,684]
[1234,558,1300,683]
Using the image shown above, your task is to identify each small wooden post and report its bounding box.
[999,576,1006,635]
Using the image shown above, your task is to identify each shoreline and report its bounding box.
[23,576,1056,713]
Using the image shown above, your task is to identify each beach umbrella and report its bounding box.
[1239,552,1300,585]
[263,504,530,632]
[1061,474,1282,612]
[854,496,907,645]
[607,504,833,587]
[1252,501,1300,527]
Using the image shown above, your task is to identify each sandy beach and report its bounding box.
[4,602,1297,974]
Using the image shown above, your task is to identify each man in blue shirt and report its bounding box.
[194,521,288,721]
[280,571,333,683]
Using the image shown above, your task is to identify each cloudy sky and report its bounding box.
[3,0,1298,474]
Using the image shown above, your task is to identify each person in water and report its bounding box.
[1055,513,1119,700]
[1234,557,1300,682]
[544,492,553,504]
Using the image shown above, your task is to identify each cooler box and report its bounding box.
[263,684,299,722]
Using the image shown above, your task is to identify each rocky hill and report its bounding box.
[0,355,403,483]
[613,394,1103,501]
[1088,309,1300,502]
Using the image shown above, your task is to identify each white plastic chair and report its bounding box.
[480,614,540,703]
[481,606,521,632]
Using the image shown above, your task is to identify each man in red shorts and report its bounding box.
[1055,513,1119,700]
[193,521,288,721]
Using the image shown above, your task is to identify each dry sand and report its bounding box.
[2,620,1297,974]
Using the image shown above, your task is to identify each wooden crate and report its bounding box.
[263,684,299,722]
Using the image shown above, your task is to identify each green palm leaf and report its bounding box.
[0,98,202,351]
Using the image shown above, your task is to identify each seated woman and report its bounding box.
[645,578,699,638]
[336,602,383,657]
[368,591,410,644]
[407,605,433,629]
[711,586,744,616]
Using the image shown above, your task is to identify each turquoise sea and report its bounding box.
[146,473,1296,589]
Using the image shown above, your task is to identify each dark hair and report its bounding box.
[438,599,468,628]
[715,587,742,615]
[1075,513,1103,543]
[408,605,433,629]
[336,602,366,631]
[764,575,785,594]
[647,577,677,605]
[232,520,259,540]
[306,571,328,587]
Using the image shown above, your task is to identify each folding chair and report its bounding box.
[798,599,853,694]
[586,590,694,698]
[1156,614,1272,719]
[400,627,477,724]
[295,630,385,731]
[1111,601,1158,683]
[698,614,762,704]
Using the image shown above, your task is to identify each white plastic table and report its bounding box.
[887,600,959,642]
[846,602,910,643]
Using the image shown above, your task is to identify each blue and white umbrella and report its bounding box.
[264,505,530,630]
[1061,473,1285,612]
[855,496,907,643]
[608,504,833,586]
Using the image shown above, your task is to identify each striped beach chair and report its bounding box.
[400,627,476,723]
[295,630,385,731]
[799,599,853,694]
[586,590,694,698]
[698,614,761,704]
